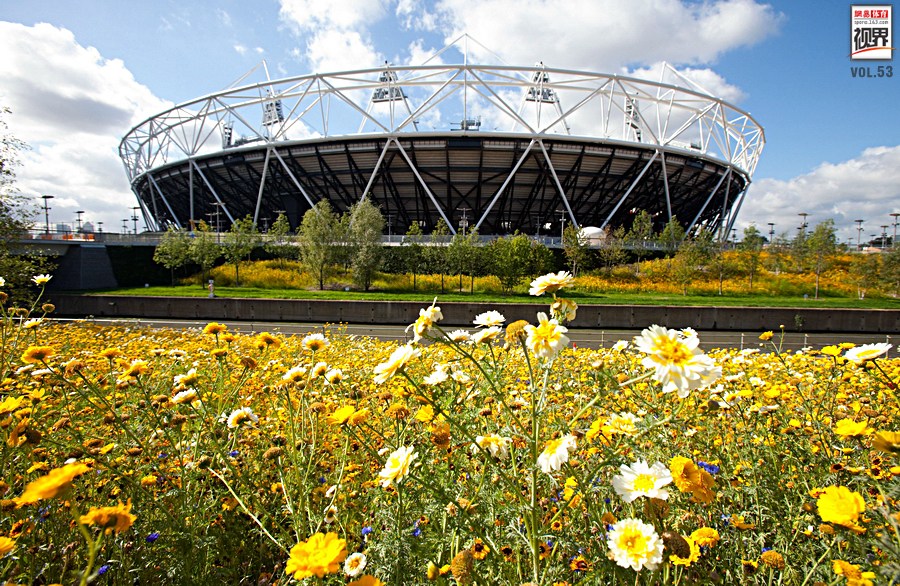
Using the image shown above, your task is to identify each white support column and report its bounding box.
[537,140,577,227]
[391,138,456,234]
[272,149,319,210]
[253,148,273,225]
[684,168,731,236]
[474,139,537,232]
[190,160,236,223]
[599,152,659,230]
[147,174,182,228]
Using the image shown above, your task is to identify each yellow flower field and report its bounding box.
[0,277,898,585]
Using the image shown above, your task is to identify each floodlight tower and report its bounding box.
[855,219,864,251]
[41,195,54,235]
[890,212,900,248]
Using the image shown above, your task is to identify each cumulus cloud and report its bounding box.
[425,0,783,71]
[0,22,170,230]
[739,146,900,241]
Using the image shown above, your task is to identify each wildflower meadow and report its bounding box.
[0,274,898,585]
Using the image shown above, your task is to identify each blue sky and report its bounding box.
[1,0,898,243]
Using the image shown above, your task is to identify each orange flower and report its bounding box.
[16,462,91,506]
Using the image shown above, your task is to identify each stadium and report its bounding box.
[119,42,764,241]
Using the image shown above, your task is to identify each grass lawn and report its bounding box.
[91,285,900,309]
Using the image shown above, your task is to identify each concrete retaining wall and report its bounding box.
[48,294,900,333]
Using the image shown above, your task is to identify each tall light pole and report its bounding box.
[881,225,889,250]
[122,219,128,233]
[767,222,775,244]
[131,207,140,235]
[41,195,54,235]
[855,219,864,251]
[890,212,900,248]
[558,209,566,243]
[797,212,809,235]
[458,207,469,237]
[75,210,85,234]
[211,202,223,243]
[97,221,103,234]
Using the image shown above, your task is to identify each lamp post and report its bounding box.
[767,222,774,244]
[881,225,889,250]
[211,202,223,243]
[890,212,900,249]
[75,210,85,234]
[557,209,566,243]
[131,207,140,235]
[797,212,808,235]
[458,207,469,237]
[122,219,128,233]
[41,195,54,235]
[855,219,864,251]
[97,221,103,234]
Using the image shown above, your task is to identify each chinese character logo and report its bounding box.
[851,5,893,60]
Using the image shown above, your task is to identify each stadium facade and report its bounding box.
[119,45,764,241]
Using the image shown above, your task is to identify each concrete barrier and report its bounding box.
[47,294,900,333]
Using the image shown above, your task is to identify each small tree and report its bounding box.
[188,221,220,284]
[627,210,655,273]
[806,219,837,299]
[401,221,425,290]
[657,216,685,250]
[489,232,533,293]
[297,200,340,290]
[264,213,295,266]
[671,233,712,295]
[223,215,259,287]
[879,246,900,297]
[562,224,590,276]
[427,220,450,294]
[348,197,384,291]
[850,253,881,299]
[153,227,192,285]
[598,226,628,274]
[738,224,766,290]
[0,107,52,300]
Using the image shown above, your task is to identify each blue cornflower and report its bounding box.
[98,564,110,575]
[698,461,720,474]
[146,532,160,543]
[228,450,239,458]
[361,526,373,536]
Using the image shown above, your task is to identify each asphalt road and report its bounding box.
[54,317,897,355]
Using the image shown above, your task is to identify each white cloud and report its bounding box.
[279,0,388,32]
[305,29,383,72]
[0,22,170,230]
[739,146,900,242]
[427,0,782,71]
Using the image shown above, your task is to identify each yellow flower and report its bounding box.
[79,500,137,534]
[378,445,417,488]
[16,462,91,506]
[668,535,700,566]
[872,430,900,454]
[203,322,228,336]
[348,408,370,426]
[141,475,158,487]
[760,550,785,570]
[529,271,575,296]
[373,344,420,384]
[0,535,15,557]
[348,576,383,586]
[285,532,347,580]
[255,332,280,349]
[817,486,866,529]
[833,418,870,438]
[690,527,719,548]
[225,407,259,428]
[20,345,54,364]
[550,297,578,323]
[327,405,356,426]
[524,312,569,359]
[471,538,489,560]
[758,331,773,341]
[32,274,52,286]
[121,359,150,378]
